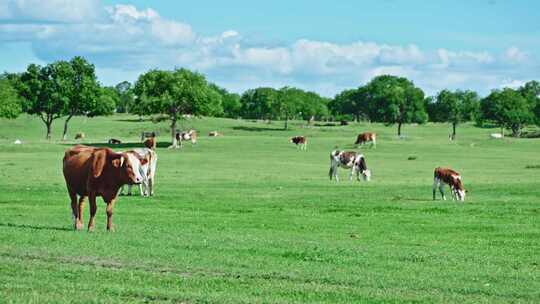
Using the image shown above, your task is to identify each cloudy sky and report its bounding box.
[0,0,538,96]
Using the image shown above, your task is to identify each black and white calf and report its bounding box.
[329,150,371,182]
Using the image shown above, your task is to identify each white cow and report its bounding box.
[120,148,158,197]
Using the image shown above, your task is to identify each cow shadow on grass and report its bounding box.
[232,126,285,132]
[0,222,71,232]
[60,142,171,149]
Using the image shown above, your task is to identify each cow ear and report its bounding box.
[92,150,107,178]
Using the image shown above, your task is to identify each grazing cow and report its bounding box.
[329,150,371,182]
[63,145,147,231]
[120,148,158,197]
[208,131,222,137]
[490,133,503,139]
[108,138,122,145]
[75,132,85,140]
[144,137,156,150]
[433,167,466,201]
[141,131,157,142]
[354,132,376,148]
[176,129,197,146]
[290,136,307,150]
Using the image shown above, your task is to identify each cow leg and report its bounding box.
[439,184,446,200]
[68,190,79,230]
[105,199,116,232]
[119,185,125,196]
[87,193,97,232]
[433,178,439,200]
[76,196,85,230]
[148,177,154,196]
[127,184,132,196]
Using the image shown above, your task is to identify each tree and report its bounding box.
[481,88,534,137]
[209,84,241,118]
[298,91,329,125]
[275,87,302,130]
[115,81,134,113]
[364,75,427,136]
[19,63,70,139]
[89,86,117,117]
[518,80,540,125]
[240,87,278,120]
[331,88,368,122]
[0,76,22,119]
[134,68,221,148]
[433,89,480,139]
[61,56,100,140]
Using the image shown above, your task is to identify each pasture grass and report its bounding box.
[0,114,539,303]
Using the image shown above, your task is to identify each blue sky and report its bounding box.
[1,0,539,96]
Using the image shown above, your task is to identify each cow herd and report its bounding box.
[62,130,466,231]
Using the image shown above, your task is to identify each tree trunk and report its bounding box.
[170,116,179,148]
[46,121,52,140]
[397,122,402,137]
[501,126,505,138]
[452,122,456,140]
[62,114,73,141]
[284,114,288,130]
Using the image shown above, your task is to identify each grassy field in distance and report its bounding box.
[0,114,539,303]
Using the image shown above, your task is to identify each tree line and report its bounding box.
[1,57,539,143]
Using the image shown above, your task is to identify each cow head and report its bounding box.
[452,176,466,201]
[92,149,147,185]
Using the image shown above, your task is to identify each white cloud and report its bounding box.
[0,1,537,97]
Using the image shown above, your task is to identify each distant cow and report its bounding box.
[176,129,197,146]
[63,145,147,231]
[108,138,122,145]
[141,131,157,142]
[490,133,503,139]
[208,131,222,137]
[433,167,466,201]
[144,137,156,150]
[290,136,307,150]
[75,132,85,140]
[120,148,158,197]
[329,150,371,182]
[354,132,376,148]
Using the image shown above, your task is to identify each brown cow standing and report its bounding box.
[354,132,376,148]
[433,167,466,201]
[63,145,146,231]
[290,136,307,151]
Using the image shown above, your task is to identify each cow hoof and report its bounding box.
[75,222,83,230]
[107,227,115,232]
[87,226,95,233]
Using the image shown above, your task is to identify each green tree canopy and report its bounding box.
[432,89,480,139]
[481,88,534,137]
[0,75,22,119]
[61,56,100,140]
[19,63,70,139]
[133,68,222,148]
[364,75,427,136]
[115,81,134,113]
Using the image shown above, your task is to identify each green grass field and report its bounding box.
[0,114,539,303]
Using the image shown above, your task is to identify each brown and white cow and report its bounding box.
[63,145,147,231]
[433,167,466,201]
[329,150,371,182]
[176,129,197,146]
[354,132,376,148]
[143,137,156,150]
[290,136,307,150]
[120,148,158,197]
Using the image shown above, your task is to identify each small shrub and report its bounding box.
[525,165,540,169]
[408,156,417,160]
